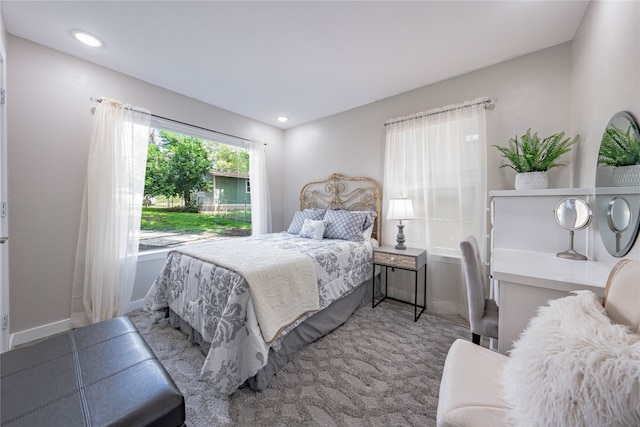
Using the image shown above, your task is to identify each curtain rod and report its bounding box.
[92,97,256,144]
[384,98,496,127]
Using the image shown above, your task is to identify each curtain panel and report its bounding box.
[249,141,272,235]
[383,97,489,317]
[71,99,151,326]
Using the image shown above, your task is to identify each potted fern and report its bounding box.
[494,129,579,190]
[598,122,640,187]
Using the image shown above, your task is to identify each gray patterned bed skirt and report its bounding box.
[168,277,372,392]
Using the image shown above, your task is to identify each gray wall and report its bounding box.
[283,43,573,220]
[283,42,573,313]
[281,0,640,311]
[7,36,284,333]
[571,0,640,265]
[5,0,640,335]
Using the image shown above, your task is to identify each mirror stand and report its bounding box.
[615,232,622,253]
[557,230,587,260]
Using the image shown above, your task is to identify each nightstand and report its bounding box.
[372,245,427,321]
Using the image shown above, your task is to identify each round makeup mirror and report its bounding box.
[555,198,592,260]
[595,111,640,257]
[555,198,592,230]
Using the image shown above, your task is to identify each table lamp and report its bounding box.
[387,198,416,250]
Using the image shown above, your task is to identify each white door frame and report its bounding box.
[0,40,9,352]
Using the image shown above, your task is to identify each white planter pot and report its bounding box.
[515,171,548,190]
[611,164,640,187]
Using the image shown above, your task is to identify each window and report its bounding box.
[139,121,251,251]
[383,99,489,258]
[383,98,490,319]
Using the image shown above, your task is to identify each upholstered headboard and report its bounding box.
[299,173,382,243]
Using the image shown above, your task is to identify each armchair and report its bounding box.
[437,258,640,427]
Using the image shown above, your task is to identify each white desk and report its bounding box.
[492,249,610,354]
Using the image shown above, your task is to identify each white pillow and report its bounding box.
[502,290,640,427]
[299,219,326,240]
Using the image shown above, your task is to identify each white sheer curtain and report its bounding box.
[383,97,489,317]
[249,141,271,235]
[71,98,151,326]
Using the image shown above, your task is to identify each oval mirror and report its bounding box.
[607,197,631,233]
[555,198,591,260]
[595,111,640,257]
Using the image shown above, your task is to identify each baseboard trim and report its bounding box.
[9,318,72,349]
[9,299,146,349]
[127,298,145,312]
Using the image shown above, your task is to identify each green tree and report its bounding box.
[144,140,172,198]
[162,131,212,208]
[209,142,249,173]
[144,130,212,208]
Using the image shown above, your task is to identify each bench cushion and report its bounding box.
[1,316,185,427]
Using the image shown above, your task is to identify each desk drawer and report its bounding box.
[374,251,416,269]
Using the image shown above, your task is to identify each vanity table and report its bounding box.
[490,189,611,354]
[492,247,610,354]
[491,111,640,354]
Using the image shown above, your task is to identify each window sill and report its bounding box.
[137,248,171,262]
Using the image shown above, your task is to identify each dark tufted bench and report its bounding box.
[1,316,185,427]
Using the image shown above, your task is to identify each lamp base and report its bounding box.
[395,223,407,250]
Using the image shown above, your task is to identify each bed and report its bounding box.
[143,173,382,396]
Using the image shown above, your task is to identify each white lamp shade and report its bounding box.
[386,198,416,220]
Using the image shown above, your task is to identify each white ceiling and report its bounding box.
[2,1,589,129]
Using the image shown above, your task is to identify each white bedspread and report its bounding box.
[176,239,319,343]
[144,232,373,396]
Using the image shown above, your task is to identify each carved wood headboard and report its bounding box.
[299,173,382,243]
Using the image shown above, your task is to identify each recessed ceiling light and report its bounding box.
[72,30,103,48]
[277,116,289,123]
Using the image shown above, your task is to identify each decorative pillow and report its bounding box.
[352,210,377,231]
[323,209,368,242]
[502,290,640,427]
[299,219,326,240]
[362,225,374,241]
[286,209,326,234]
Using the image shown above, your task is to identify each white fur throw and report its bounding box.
[502,290,640,427]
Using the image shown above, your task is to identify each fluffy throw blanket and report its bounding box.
[502,290,640,427]
[176,238,319,343]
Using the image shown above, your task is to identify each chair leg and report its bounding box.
[472,333,481,345]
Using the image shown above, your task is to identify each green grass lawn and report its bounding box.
[141,207,251,234]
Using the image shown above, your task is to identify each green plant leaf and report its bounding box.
[598,124,640,167]
[493,129,579,173]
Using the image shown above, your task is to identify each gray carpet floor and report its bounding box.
[128,302,470,427]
